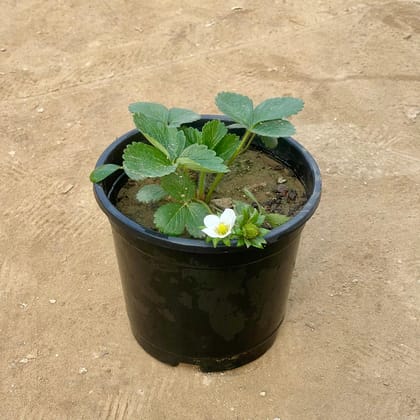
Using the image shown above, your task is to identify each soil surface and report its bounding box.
[117,149,306,234]
[1,1,419,419]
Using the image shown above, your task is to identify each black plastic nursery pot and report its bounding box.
[93,116,321,371]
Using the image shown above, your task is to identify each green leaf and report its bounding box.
[248,236,267,249]
[182,127,202,146]
[252,97,304,124]
[129,102,200,127]
[154,202,187,236]
[133,114,185,160]
[215,92,254,128]
[261,136,278,149]
[172,130,187,159]
[89,164,121,183]
[222,238,231,247]
[133,113,169,156]
[236,238,245,247]
[233,200,248,214]
[243,188,262,211]
[184,202,209,238]
[201,120,228,150]
[177,144,229,173]
[265,213,290,227]
[227,123,246,130]
[129,102,169,123]
[248,208,260,224]
[250,119,296,137]
[161,129,186,161]
[168,108,200,127]
[123,142,177,180]
[214,133,240,162]
[136,184,167,203]
[160,173,195,203]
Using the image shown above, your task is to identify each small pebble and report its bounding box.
[201,376,212,386]
[211,197,233,210]
[92,349,109,359]
[18,303,28,309]
[79,367,88,374]
[0,48,6,52]
[19,358,29,364]
[276,184,288,195]
[60,184,74,194]
[288,190,297,201]
[277,177,287,184]
[49,299,56,304]
[259,391,266,397]
[37,107,44,113]
[305,322,315,331]
[405,107,419,121]
[247,182,267,192]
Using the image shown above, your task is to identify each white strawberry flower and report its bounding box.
[202,208,236,239]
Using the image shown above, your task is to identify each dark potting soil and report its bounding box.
[116,149,307,234]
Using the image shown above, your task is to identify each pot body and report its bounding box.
[112,219,302,371]
[93,116,321,371]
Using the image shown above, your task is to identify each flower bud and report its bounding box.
[242,223,259,239]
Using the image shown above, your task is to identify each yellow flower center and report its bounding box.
[216,223,229,236]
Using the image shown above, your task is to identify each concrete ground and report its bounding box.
[1,1,419,419]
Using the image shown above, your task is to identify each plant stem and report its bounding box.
[205,129,255,202]
[197,172,206,200]
[227,130,254,164]
[194,199,212,213]
[243,132,256,152]
[205,172,223,203]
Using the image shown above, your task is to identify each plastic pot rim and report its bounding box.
[93,115,322,253]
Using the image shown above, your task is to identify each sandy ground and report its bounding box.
[1,0,419,419]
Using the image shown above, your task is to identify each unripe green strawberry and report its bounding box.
[243,223,259,239]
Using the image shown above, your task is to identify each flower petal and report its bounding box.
[220,208,236,227]
[202,227,220,238]
[203,214,220,229]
